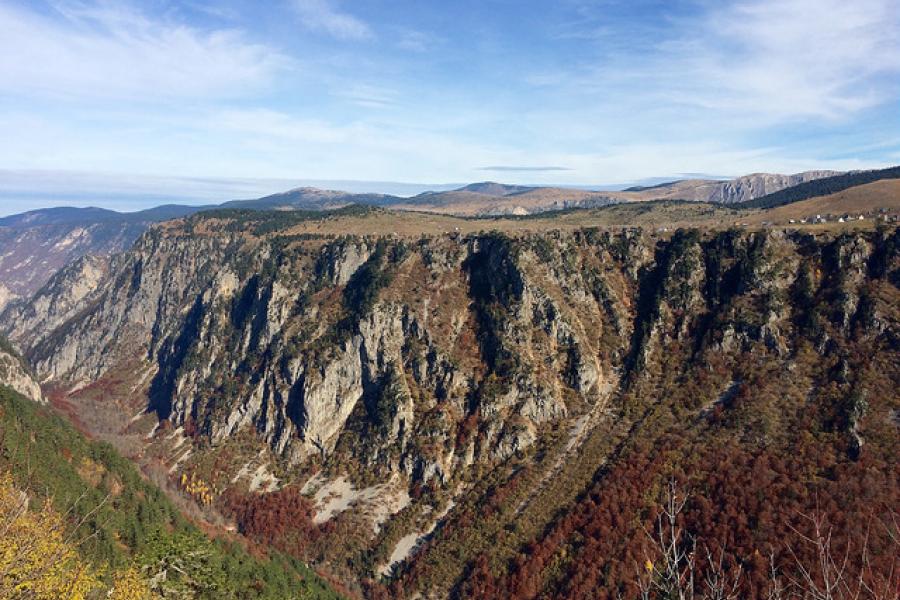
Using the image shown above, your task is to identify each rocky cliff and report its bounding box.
[706,170,841,204]
[0,170,845,297]
[2,213,897,598]
[4,224,618,472]
[0,336,42,402]
[0,205,202,304]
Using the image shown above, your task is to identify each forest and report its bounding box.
[0,385,343,599]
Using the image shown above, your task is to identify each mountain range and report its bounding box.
[1,191,897,599]
[5,167,893,307]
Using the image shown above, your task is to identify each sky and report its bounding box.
[0,0,899,214]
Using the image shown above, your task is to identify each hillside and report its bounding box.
[224,188,400,211]
[455,182,536,196]
[0,205,204,307]
[703,170,842,203]
[0,170,862,303]
[0,335,42,402]
[392,171,844,216]
[739,165,900,210]
[742,179,900,225]
[2,206,897,598]
[0,384,342,598]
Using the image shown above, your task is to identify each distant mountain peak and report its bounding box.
[622,180,684,192]
[455,182,536,196]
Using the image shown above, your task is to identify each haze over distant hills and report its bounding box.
[2,166,898,309]
[2,171,896,599]
[0,205,202,309]
[216,169,847,216]
[0,163,897,599]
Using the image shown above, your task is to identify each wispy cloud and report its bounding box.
[0,1,287,100]
[180,1,241,22]
[395,29,437,52]
[292,0,372,41]
[669,0,900,120]
[535,0,900,123]
[0,0,895,192]
[212,108,356,144]
[479,166,572,172]
[336,84,398,109]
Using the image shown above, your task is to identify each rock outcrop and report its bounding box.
[0,336,42,402]
[6,220,895,477]
[1,213,897,597]
[706,170,841,204]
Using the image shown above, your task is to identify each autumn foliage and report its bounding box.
[0,471,156,599]
[222,485,329,558]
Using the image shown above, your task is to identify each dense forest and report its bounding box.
[739,166,900,209]
[0,385,343,599]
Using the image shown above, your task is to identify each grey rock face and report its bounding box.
[2,254,111,350]
[0,338,43,402]
[707,171,840,204]
[4,224,894,491]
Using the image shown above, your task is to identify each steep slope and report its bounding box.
[0,384,342,599]
[704,170,841,203]
[0,335,42,402]
[0,204,203,304]
[4,209,897,598]
[739,165,900,210]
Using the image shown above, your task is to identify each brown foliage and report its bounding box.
[220,486,331,559]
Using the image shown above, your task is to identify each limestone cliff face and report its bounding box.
[0,205,205,303]
[707,170,840,204]
[0,283,16,313]
[0,215,147,301]
[2,223,897,489]
[2,217,898,596]
[2,254,111,355]
[0,226,633,477]
[0,337,42,403]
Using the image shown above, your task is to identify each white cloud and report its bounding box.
[0,100,892,192]
[395,29,437,52]
[197,108,892,184]
[212,108,358,144]
[536,0,900,124]
[0,1,287,100]
[0,0,894,189]
[336,83,397,108]
[292,0,372,41]
[671,0,900,120]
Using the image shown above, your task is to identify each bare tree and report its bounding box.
[767,553,788,600]
[637,480,742,600]
[779,509,899,600]
[638,479,695,600]
[702,546,743,600]
[637,483,898,600]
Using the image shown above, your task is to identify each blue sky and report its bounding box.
[0,0,899,213]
